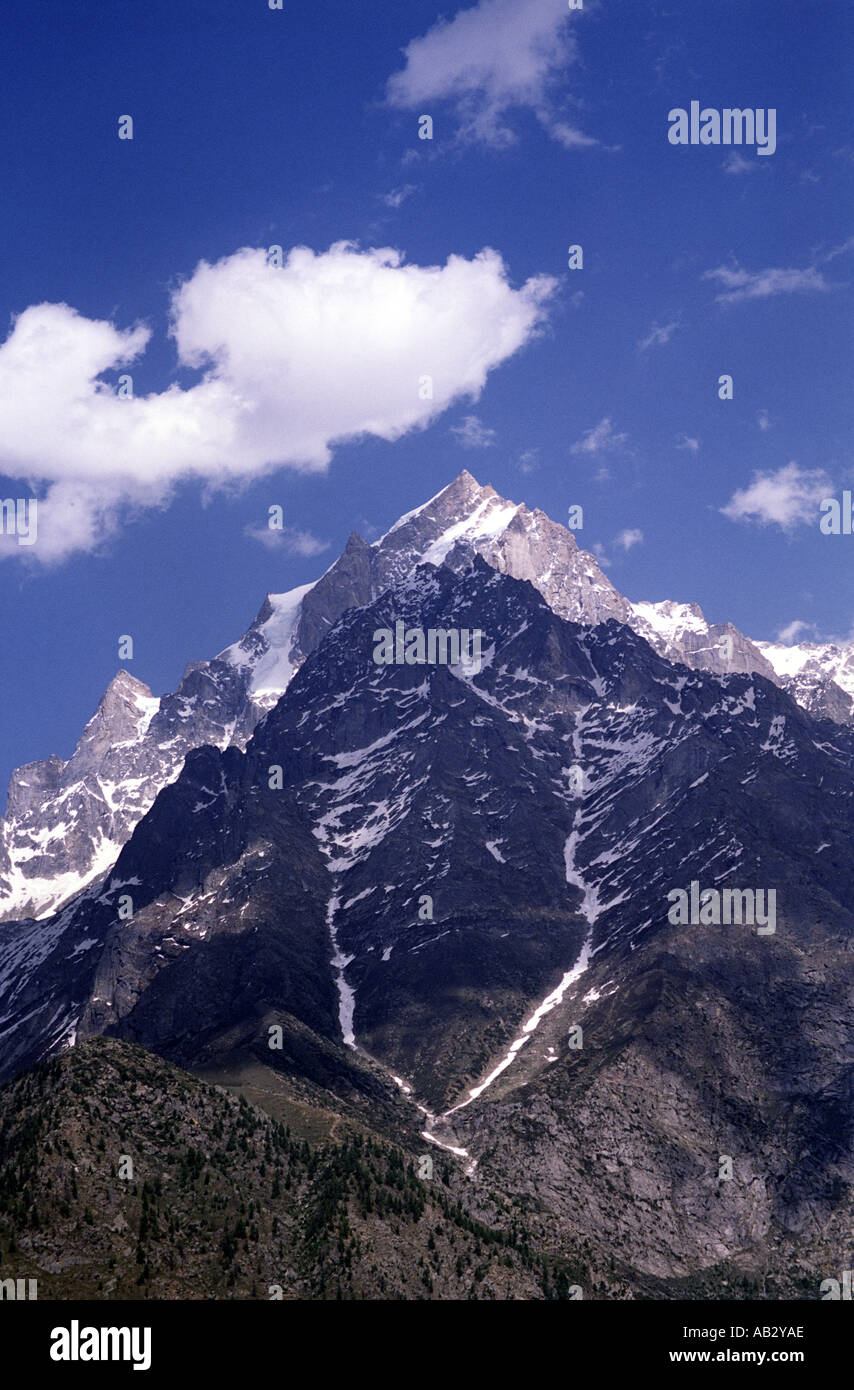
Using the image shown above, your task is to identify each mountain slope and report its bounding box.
[757,637,854,725]
[6,470,849,926]
[0,1037,554,1300]
[1,551,852,1293]
[0,471,629,923]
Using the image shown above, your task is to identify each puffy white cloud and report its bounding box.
[616,528,643,552]
[720,462,832,531]
[0,241,555,562]
[386,0,592,148]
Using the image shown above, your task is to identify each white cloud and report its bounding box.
[451,414,497,448]
[706,240,854,311]
[703,262,829,304]
[676,434,700,453]
[517,448,539,474]
[616,528,643,552]
[722,152,759,175]
[386,0,594,149]
[0,241,555,563]
[244,524,330,556]
[637,318,679,352]
[549,123,612,152]
[757,409,772,431]
[819,235,854,264]
[380,184,419,209]
[570,417,628,456]
[720,462,832,531]
[776,619,813,645]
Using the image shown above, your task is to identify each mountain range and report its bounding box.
[1,471,852,1299]
[3,471,852,925]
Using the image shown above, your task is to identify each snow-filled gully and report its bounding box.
[323,709,619,1175]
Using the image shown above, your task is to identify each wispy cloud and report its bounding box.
[549,123,599,150]
[591,527,642,568]
[517,448,539,474]
[720,462,832,531]
[386,0,599,150]
[819,234,854,264]
[776,618,814,644]
[380,184,420,209]
[244,524,330,556]
[676,434,700,453]
[704,263,829,304]
[570,417,628,456]
[548,121,619,153]
[637,318,680,352]
[757,409,772,431]
[704,237,854,305]
[451,414,497,448]
[723,152,759,175]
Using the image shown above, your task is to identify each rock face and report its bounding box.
[1,551,852,1294]
[0,660,257,922]
[0,472,627,923]
[630,600,778,680]
[2,469,852,928]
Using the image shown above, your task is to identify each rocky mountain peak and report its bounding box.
[4,470,853,925]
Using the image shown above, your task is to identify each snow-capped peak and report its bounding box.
[631,599,710,643]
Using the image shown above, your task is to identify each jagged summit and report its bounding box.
[375,468,499,543]
[3,470,853,923]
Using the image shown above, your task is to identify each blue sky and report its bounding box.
[0,0,852,797]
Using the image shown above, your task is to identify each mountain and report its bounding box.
[756,637,854,725]
[5,471,849,928]
[9,472,853,931]
[630,600,778,680]
[1,537,852,1295]
[0,471,631,923]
